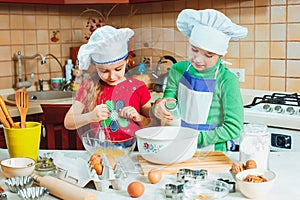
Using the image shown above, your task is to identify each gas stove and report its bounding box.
[243,92,300,152]
[244,93,300,130]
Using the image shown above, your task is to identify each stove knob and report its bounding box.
[286,106,295,115]
[274,105,283,113]
[262,104,272,112]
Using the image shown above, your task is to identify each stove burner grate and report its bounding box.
[245,93,300,108]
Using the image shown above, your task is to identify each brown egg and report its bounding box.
[127,182,144,198]
[93,163,103,175]
[245,160,257,169]
[90,156,102,167]
[89,153,101,162]
[148,169,162,184]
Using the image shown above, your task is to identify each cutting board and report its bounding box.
[138,151,233,175]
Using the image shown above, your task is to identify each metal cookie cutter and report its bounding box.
[217,178,236,193]
[177,169,207,183]
[165,183,184,199]
[0,193,7,200]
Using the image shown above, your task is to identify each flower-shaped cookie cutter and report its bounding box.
[101,100,129,132]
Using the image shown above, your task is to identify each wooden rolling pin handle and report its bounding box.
[30,174,97,200]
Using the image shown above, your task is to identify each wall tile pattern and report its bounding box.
[0,0,299,93]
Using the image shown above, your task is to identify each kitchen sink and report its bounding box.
[7,91,73,101]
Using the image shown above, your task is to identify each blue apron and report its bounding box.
[177,63,219,150]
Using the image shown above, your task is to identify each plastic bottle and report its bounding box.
[161,99,181,126]
[137,62,146,75]
[65,59,73,82]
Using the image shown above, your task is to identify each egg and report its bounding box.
[127,181,144,198]
[93,163,103,175]
[90,156,102,167]
[148,169,162,184]
[89,153,101,162]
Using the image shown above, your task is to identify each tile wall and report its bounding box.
[0,0,299,93]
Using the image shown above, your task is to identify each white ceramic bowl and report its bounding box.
[236,168,276,199]
[0,157,36,178]
[135,126,198,164]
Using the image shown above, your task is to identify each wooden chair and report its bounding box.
[40,104,83,150]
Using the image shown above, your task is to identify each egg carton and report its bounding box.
[53,152,128,191]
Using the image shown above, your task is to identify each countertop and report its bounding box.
[0,149,299,200]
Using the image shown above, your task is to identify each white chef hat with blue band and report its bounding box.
[176,9,248,55]
[78,25,134,70]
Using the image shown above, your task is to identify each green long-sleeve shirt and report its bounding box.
[163,59,244,151]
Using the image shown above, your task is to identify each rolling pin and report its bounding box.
[31,174,97,200]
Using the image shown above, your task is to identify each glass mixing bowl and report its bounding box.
[81,128,136,158]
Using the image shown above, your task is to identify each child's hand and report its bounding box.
[93,104,110,122]
[153,98,173,121]
[119,106,141,122]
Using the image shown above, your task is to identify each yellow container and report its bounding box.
[4,122,42,162]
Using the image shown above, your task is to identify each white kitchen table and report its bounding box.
[0,149,298,200]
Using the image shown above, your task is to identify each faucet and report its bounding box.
[13,51,45,89]
[151,55,177,92]
[42,53,64,78]
[39,54,69,91]
[152,55,177,78]
[13,51,65,90]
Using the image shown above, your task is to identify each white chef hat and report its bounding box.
[77,25,134,70]
[176,9,248,55]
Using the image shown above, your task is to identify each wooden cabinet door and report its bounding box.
[40,104,84,150]
[64,0,128,4]
[0,0,63,4]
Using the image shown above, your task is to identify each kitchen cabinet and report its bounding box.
[40,104,84,150]
[0,0,64,3]
[0,0,176,4]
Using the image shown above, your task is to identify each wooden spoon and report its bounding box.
[0,107,10,128]
[15,89,28,128]
[0,95,19,128]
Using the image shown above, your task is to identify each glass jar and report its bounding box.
[161,99,181,126]
[239,124,270,169]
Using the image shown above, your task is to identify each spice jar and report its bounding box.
[161,99,181,126]
[239,124,270,169]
